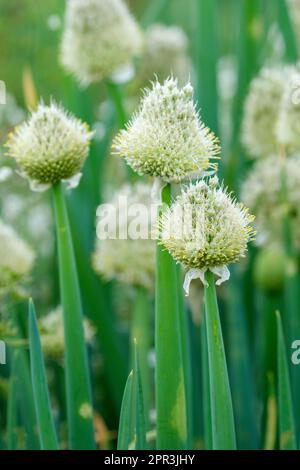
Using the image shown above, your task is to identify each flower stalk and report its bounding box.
[53,182,95,450]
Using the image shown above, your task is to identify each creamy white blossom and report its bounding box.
[6,101,93,189]
[39,306,95,359]
[131,24,191,92]
[242,65,288,158]
[114,78,220,182]
[93,183,155,291]
[60,0,142,85]
[0,219,34,291]
[158,178,255,292]
[241,153,300,248]
[277,67,300,153]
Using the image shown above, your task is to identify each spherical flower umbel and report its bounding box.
[158,178,255,294]
[0,219,34,293]
[277,67,300,153]
[60,0,142,86]
[39,306,95,360]
[241,154,300,248]
[242,65,287,158]
[114,78,220,183]
[6,102,93,191]
[130,24,191,92]
[93,183,155,292]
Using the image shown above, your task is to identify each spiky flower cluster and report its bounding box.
[159,178,255,290]
[6,102,93,190]
[114,78,220,182]
[39,306,95,360]
[93,183,155,291]
[0,219,34,292]
[242,65,288,158]
[277,68,300,153]
[131,24,191,91]
[60,0,142,86]
[241,153,300,247]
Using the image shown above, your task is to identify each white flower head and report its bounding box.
[6,101,93,189]
[241,153,300,248]
[277,66,300,153]
[158,178,255,293]
[93,183,155,291]
[60,0,142,86]
[114,78,220,183]
[0,219,35,291]
[39,306,95,359]
[242,65,288,158]
[131,24,191,91]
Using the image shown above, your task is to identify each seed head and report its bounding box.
[93,183,155,291]
[0,219,34,292]
[60,0,142,86]
[242,65,287,158]
[114,78,220,182]
[6,102,93,189]
[158,178,255,290]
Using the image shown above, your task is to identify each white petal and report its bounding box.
[110,63,135,84]
[29,179,51,192]
[183,268,208,296]
[63,172,82,190]
[210,265,230,285]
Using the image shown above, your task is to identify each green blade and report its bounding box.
[155,184,187,450]
[7,350,19,450]
[28,299,59,450]
[134,342,147,450]
[117,371,134,450]
[204,270,236,450]
[53,182,95,450]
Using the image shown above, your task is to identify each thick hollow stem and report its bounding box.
[204,270,236,450]
[53,182,95,450]
[155,184,187,450]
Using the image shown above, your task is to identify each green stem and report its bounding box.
[176,265,193,449]
[53,182,95,450]
[200,314,212,450]
[155,184,187,450]
[204,270,236,450]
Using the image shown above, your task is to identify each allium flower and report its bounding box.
[114,78,220,183]
[93,183,155,291]
[158,177,255,293]
[242,65,287,158]
[39,306,95,360]
[241,154,300,248]
[277,67,300,153]
[6,102,93,191]
[60,0,142,86]
[131,24,191,92]
[0,219,34,292]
